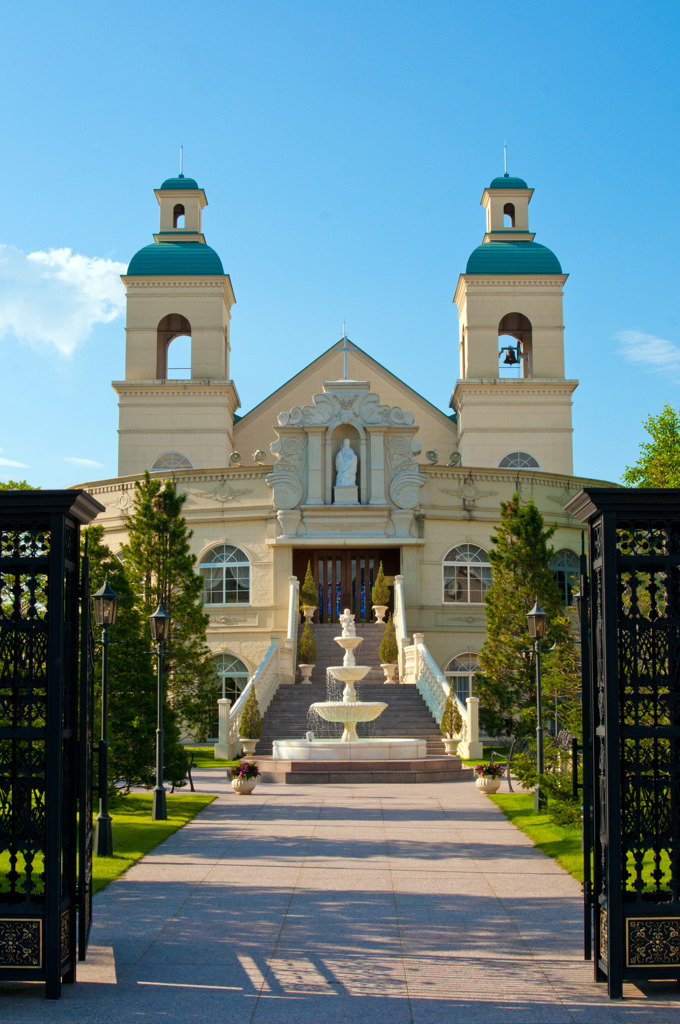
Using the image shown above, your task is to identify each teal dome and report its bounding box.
[127,242,224,276]
[466,241,562,275]
[159,175,200,190]
[489,173,529,189]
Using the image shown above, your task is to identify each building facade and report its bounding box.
[79,170,607,731]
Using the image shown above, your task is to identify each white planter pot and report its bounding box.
[231,776,257,795]
[381,663,397,683]
[475,775,501,794]
[301,605,316,622]
[238,738,259,755]
[299,664,314,683]
[443,738,459,756]
[373,604,388,623]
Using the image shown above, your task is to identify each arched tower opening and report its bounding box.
[173,204,185,228]
[503,202,515,227]
[498,312,533,378]
[157,313,192,379]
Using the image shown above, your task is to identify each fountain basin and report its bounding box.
[272,737,427,761]
[310,699,387,741]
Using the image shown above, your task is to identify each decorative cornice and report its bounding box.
[124,279,227,289]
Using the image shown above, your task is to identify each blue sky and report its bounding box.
[0,0,678,488]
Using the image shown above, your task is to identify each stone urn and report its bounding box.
[381,662,397,683]
[299,664,313,683]
[373,604,388,624]
[238,738,259,756]
[475,775,501,794]
[443,737,459,756]
[231,776,257,795]
[301,605,316,622]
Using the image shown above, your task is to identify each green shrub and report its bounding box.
[379,614,398,663]
[238,686,262,739]
[300,560,317,608]
[441,688,463,738]
[298,620,317,663]
[371,562,390,606]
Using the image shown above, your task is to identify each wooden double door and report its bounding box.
[293,548,400,624]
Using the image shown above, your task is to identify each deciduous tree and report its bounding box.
[623,402,680,487]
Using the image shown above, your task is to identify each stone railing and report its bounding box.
[393,574,409,679]
[402,632,483,759]
[286,574,300,664]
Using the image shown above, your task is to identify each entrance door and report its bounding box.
[293,548,400,624]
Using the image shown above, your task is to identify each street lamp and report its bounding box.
[149,603,171,821]
[527,601,548,812]
[92,578,120,856]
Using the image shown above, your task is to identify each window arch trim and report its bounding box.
[442,544,491,604]
[498,451,540,470]
[199,543,251,605]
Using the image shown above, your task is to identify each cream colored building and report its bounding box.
[79,170,607,740]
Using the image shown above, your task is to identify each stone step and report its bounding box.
[253,754,470,785]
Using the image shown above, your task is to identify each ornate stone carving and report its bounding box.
[186,484,253,505]
[441,472,497,519]
[386,437,427,510]
[266,436,307,510]
[278,390,414,428]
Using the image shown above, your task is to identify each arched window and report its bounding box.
[498,451,540,470]
[498,312,533,378]
[207,654,250,739]
[200,544,250,605]
[445,653,480,704]
[150,452,193,471]
[156,313,191,379]
[443,544,491,604]
[445,653,488,738]
[551,548,579,605]
[503,202,515,227]
[173,203,185,228]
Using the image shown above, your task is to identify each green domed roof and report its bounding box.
[489,173,529,189]
[466,241,562,275]
[127,242,224,276]
[159,175,200,190]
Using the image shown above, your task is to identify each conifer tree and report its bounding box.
[121,472,217,742]
[476,494,578,738]
[83,524,187,790]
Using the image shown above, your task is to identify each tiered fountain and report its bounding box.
[272,609,427,761]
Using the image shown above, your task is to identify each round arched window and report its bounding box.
[150,452,193,470]
[498,451,540,470]
[443,544,491,604]
[199,545,250,605]
[205,654,250,739]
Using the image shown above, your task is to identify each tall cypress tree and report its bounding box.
[476,493,578,739]
[122,472,217,741]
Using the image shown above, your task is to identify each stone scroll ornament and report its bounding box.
[386,436,427,509]
[278,390,415,428]
[266,435,307,510]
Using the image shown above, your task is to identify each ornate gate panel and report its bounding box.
[567,488,680,998]
[0,491,101,998]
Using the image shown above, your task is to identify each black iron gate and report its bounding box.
[0,491,102,998]
[567,488,680,997]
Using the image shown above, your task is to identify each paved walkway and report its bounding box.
[4,771,680,1023]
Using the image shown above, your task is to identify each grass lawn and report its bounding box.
[488,792,584,883]
[185,745,238,769]
[92,792,215,894]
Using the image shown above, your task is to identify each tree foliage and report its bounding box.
[379,614,398,664]
[298,620,317,663]
[300,560,317,607]
[441,688,463,738]
[121,472,216,741]
[476,494,580,739]
[0,480,38,490]
[623,402,680,487]
[371,561,390,606]
[84,524,187,791]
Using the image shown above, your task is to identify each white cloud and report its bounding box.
[0,447,27,468]
[617,330,680,378]
[63,456,105,468]
[0,244,126,356]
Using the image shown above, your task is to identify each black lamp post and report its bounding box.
[92,578,120,856]
[149,603,171,821]
[527,601,548,812]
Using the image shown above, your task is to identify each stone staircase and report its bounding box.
[257,622,446,756]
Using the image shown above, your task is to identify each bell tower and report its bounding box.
[113,174,240,476]
[451,172,578,475]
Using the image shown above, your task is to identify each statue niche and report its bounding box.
[334,437,359,504]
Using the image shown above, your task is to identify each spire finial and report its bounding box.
[504,140,507,175]
[180,144,184,178]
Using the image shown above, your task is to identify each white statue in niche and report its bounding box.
[335,438,358,486]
